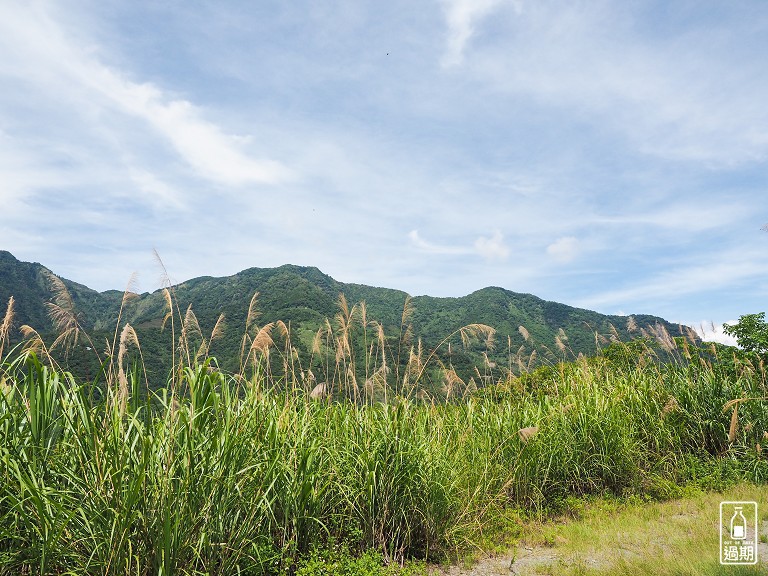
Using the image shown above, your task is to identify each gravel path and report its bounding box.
[430,545,588,576]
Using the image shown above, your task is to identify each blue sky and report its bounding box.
[1,1,767,341]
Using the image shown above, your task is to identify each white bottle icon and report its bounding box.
[731,506,747,540]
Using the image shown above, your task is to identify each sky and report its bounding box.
[1,0,767,343]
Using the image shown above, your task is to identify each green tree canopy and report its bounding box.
[723,312,768,356]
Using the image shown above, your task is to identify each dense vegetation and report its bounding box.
[0,277,766,575]
[0,250,690,386]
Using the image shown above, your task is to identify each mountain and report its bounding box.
[0,250,689,384]
[0,250,125,334]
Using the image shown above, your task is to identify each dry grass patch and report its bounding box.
[512,484,768,575]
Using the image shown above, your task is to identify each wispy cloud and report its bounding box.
[474,230,510,260]
[126,168,187,211]
[408,230,471,256]
[440,0,521,67]
[546,236,579,263]
[464,3,768,164]
[1,0,766,330]
[576,249,768,312]
[409,229,510,261]
[0,3,292,187]
[103,85,291,186]
[591,202,751,233]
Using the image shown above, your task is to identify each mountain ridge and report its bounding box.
[0,250,689,381]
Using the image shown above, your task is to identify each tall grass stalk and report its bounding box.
[0,283,766,574]
[1,344,765,574]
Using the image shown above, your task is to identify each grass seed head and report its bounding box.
[728,403,739,443]
[518,426,539,443]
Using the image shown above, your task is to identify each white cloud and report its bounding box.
[0,0,766,327]
[127,168,187,211]
[440,0,521,67]
[474,230,509,260]
[90,78,292,186]
[0,132,47,210]
[0,3,292,188]
[408,230,471,255]
[593,202,750,233]
[694,321,739,347]
[409,229,510,260]
[546,236,579,263]
[466,3,768,165]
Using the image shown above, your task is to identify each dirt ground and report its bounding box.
[432,535,768,575]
